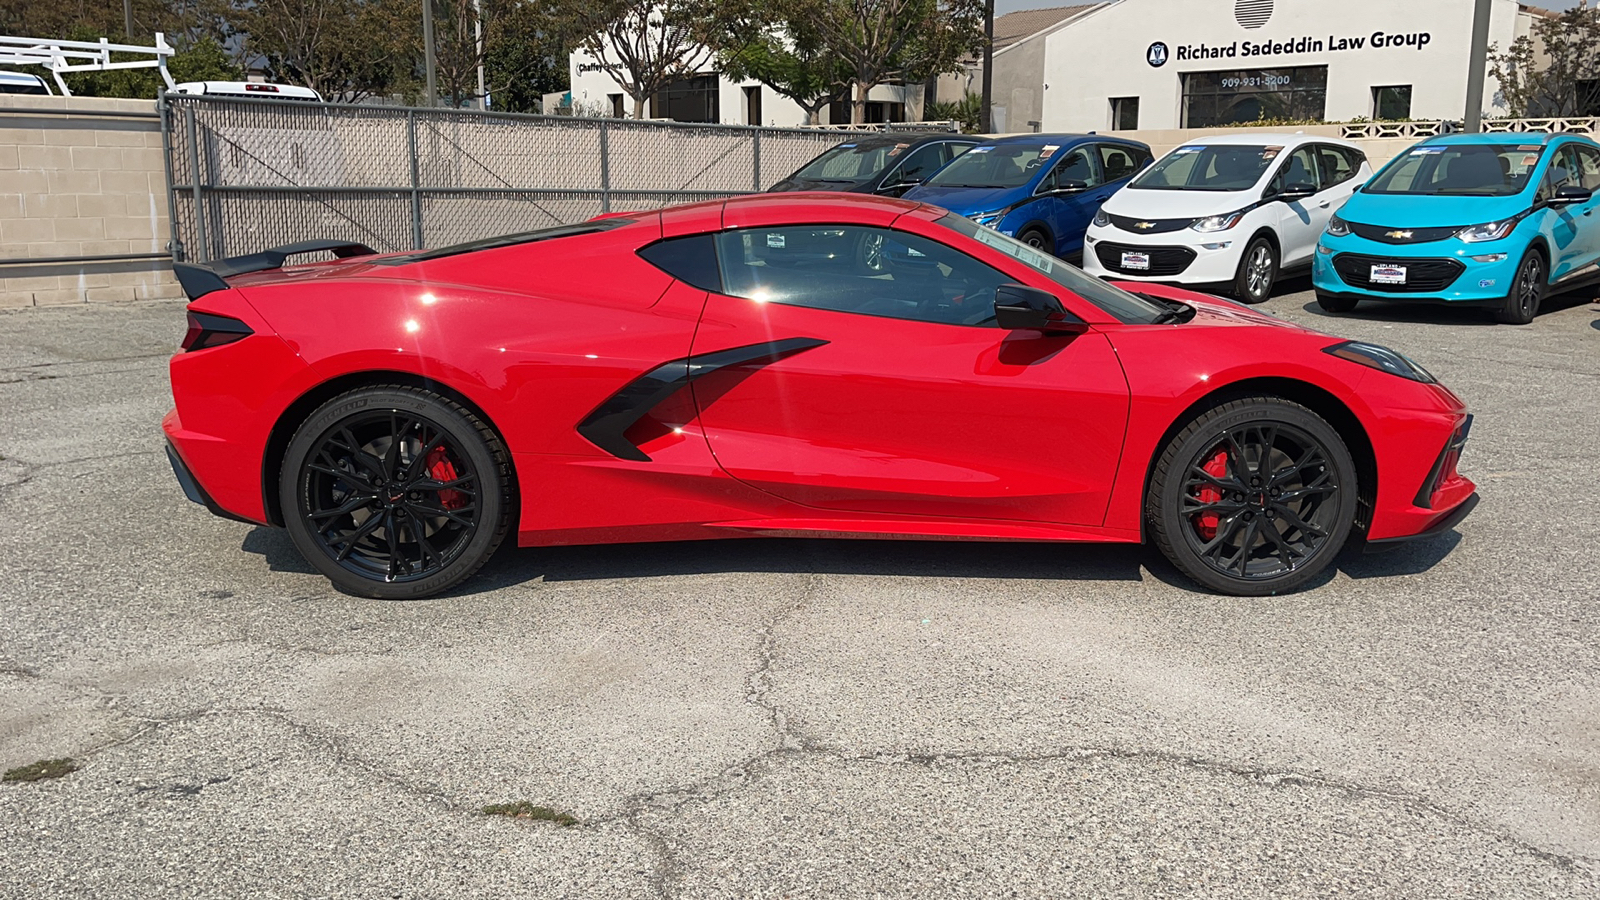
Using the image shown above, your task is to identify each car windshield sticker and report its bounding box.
[1262,146,1283,159]
[766,233,785,249]
[1040,145,1060,157]
[1523,155,1540,167]
[838,143,856,148]
[1410,147,1444,155]
[887,142,910,156]
[1517,144,1540,150]
[969,146,992,153]
[1175,146,1202,154]
[972,227,1054,273]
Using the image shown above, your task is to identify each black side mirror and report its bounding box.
[1550,184,1594,206]
[993,284,1089,334]
[1276,182,1318,202]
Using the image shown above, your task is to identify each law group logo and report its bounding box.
[1147,41,1169,67]
[1235,0,1274,29]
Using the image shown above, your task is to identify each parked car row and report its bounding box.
[773,128,1600,324]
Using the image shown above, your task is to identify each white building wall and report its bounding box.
[1034,0,1526,132]
[569,47,915,127]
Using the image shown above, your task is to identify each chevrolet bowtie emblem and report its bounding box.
[1385,230,1413,239]
[1134,221,1157,229]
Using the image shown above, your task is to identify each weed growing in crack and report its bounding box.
[482,802,579,826]
[3,758,79,783]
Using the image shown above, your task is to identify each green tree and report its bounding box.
[241,0,415,102]
[702,0,850,125]
[785,0,984,124]
[548,0,713,119]
[1488,0,1600,118]
[430,0,567,110]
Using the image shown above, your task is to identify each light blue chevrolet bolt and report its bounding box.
[1313,132,1600,324]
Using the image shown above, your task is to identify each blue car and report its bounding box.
[902,134,1153,262]
[1314,132,1600,324]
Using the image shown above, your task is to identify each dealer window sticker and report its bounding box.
[1175,146,1203,154]
[1040,145,1060,157]
[972,227,1055,273]
[969,146,993,153]
[1409,147,1444,155]
[1262,146,1283,159]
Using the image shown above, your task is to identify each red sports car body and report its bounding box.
[164,194,1476,598]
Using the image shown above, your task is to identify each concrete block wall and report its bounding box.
[0,96,182,309]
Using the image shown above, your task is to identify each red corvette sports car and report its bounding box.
[164,194,1477,599]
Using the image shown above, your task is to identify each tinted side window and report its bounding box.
[943,142,976,164]
[890,143,946,184]
[713,225,1010,327]
[1316,144,1358,188]
[1274,146,1321,192]
[638,234,722,293]
[1569,144,1600,191]
[1098,144,1141,181]
[1041,146,1100,191]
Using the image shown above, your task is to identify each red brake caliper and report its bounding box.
[1193,448,1229,541]
[424,445,467,511]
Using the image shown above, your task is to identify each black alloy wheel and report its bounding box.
[1148,396,1357,596]
[1495,250,1544,325]
[281,385,511,599]
[1018,227,1051,252]
[1232,236,1278,304]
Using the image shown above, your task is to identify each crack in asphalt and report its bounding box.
[0,352,171,374]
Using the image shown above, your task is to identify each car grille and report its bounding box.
[1332,253,1466,293]
[1105,213,1194,235]
[1347,222,1464,244]
[1094,242,1197,276]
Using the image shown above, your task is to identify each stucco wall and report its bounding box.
[0,96,181,308]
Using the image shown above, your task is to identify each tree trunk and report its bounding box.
[633,94,647,119]
[851,80,868,125]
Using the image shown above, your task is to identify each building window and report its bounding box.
[1373,85,1412,121]
[1180,66,1327,128]
[744,86,762,126]
[1110,97,1140,130]
[608,93,624,118]
[651,74,720,123]
[828,99,907,125]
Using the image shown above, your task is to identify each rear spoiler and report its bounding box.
[171,239,377,301]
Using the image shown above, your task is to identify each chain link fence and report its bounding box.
[161,95,879,263]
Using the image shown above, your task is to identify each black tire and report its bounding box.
[1147,396,1358,596]
[1231,236,1278,304]
[1018,227,1051,254]
[1494,249,1544,325]
[280,385,513,599]
[1316,292,1359,313]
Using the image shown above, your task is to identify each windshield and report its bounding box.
[1363,143,1541,196]
[1131,144,1278,191]
[925,144,1060,189]
[792,142,899,182]
[935,214,1169,324]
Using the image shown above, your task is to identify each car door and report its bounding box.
[1032,144,1104,259]
[877,142,948,197]
[1268,145,1325,265]
[686,222,1131,526]
[1313,144,1365,215]
[1545,142,1600,280]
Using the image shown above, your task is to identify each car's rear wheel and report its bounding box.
[1494,249,1544,325]
[1231,237,1278,304]
[1316,292,1359,313]
[1147,396,1357,596]
[1018,227,1051,254]
[280,385,512,599]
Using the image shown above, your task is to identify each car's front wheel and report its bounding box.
[1147,396,1357,596]
[1494,249,1544,325]
[1316,292,1360,313]
[1231,236,1278,304]
[1018,227,1051,254]
[280,385,513,599]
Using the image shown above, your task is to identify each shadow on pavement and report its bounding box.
[1297,289,1595,326]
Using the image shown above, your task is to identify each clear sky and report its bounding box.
[995,0,1582,17]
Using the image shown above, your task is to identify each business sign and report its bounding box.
[1153,31,1433,64]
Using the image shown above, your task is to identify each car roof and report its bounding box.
[1416,131,1573,146]
[840,132,972,148]
[1177,132,1356,149]
[0,71,49,85]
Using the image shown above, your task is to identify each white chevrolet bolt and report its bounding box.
[1082,134,1371,303]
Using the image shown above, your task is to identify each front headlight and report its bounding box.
[967,211,1003,228]
[1092,209,1109,228]
[1455,219,1517,243]
[1190,210,1246,233]
[1326,215,1350,237]
[1322,341,1437,383]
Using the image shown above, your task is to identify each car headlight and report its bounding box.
[1322,341,1437,383]
[1455,219,1517,243]
[1326,215,1350,237]
[967,211,1003,228]
[1190,210,1246,233]
[1092,210,1109,228]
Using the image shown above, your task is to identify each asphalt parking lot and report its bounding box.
[2,283,1598,898]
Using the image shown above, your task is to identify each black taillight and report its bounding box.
[182,311,253,351]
